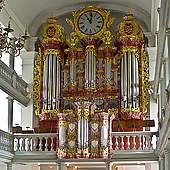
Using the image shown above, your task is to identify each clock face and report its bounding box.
[78,11,104,35]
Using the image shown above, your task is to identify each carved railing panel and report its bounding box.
[0,129,13,152]
[111,131,158,150]
[0,60,28,95]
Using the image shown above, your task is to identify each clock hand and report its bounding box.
[84,13,91,24]
[89,12,92,24]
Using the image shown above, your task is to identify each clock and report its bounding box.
[78,11,104,35]
[66,5,115,38]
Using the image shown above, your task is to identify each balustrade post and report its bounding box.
[33,137,37,151]
[126,136,130,150]
[115,136,119,150]
[22,138,26,151]
[138,135,142,150]
[45,137,49,151]
[16,137,20,151]
[149,135,153,149]
[132,135,136,150]
[144,135,148,150]
[27,138,31,151]
[120,136,124,150]
[51,137,54,151]
[39,137,43,151]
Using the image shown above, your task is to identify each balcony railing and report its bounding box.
[0,60,27,95]
[111,131,158,151]
[0,129,158,154]
[0,129,13,152]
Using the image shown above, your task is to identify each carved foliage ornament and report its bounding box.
[141,44,150,113]
[33,48,42,115]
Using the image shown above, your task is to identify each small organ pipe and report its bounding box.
[92,52,94,86]
[51,54,54,109]
[94,55,96,84]
[53,55,57,109]
[46,55,49,110]
[89,52,91,87]
[43,58,46,109]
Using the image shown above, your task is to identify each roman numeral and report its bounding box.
[81,18,85,20]
[85,28,88,32]
[96,16,100,19]
[79,22,84,24]
[96,25,101,28]
[94,13,97,17]
[89,29,92,33]
[94,28,96,32]
[81,25,85,29]
[98,21,102,23]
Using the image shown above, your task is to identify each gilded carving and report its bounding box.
[141,44,150,113]
[41,13,66,43]
[116,10,142,40]
[33,48,42,115]
[120,46,139,60]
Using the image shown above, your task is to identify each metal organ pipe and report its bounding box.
[85,51,96,87]
[42,53,61,110]
[121,52,139,108]
[53,55,57,109]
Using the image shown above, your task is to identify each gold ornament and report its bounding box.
[116,10,142,40]
[66,5,115,39]
[41,13,66,43]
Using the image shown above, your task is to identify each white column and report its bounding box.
[160,155,165,170]
[6,163,12,170]
[105,162,112,170]
[57,163,64,170]
[164,150,170,170]
[164,139,170,170]
[20,50,38,130]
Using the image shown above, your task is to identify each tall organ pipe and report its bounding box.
[85,51,96,87]
[53,55,57,109]
[42,53,61,110]
[121,52,139,108]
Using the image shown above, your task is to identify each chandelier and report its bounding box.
[0,17,30,58]
[0,0,5,11]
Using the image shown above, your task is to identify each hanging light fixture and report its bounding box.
[0,17,30,58]
[0,0,5,11]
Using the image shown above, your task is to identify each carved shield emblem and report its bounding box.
[124,23,133,35]
[46,26,56,38]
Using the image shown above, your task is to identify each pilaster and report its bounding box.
[20,46,38,130]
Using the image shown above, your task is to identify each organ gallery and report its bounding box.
[33,5,150,159]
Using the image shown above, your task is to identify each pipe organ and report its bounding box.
[33,6,150,159]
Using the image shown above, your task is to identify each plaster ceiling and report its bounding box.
[0,0,160,47]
